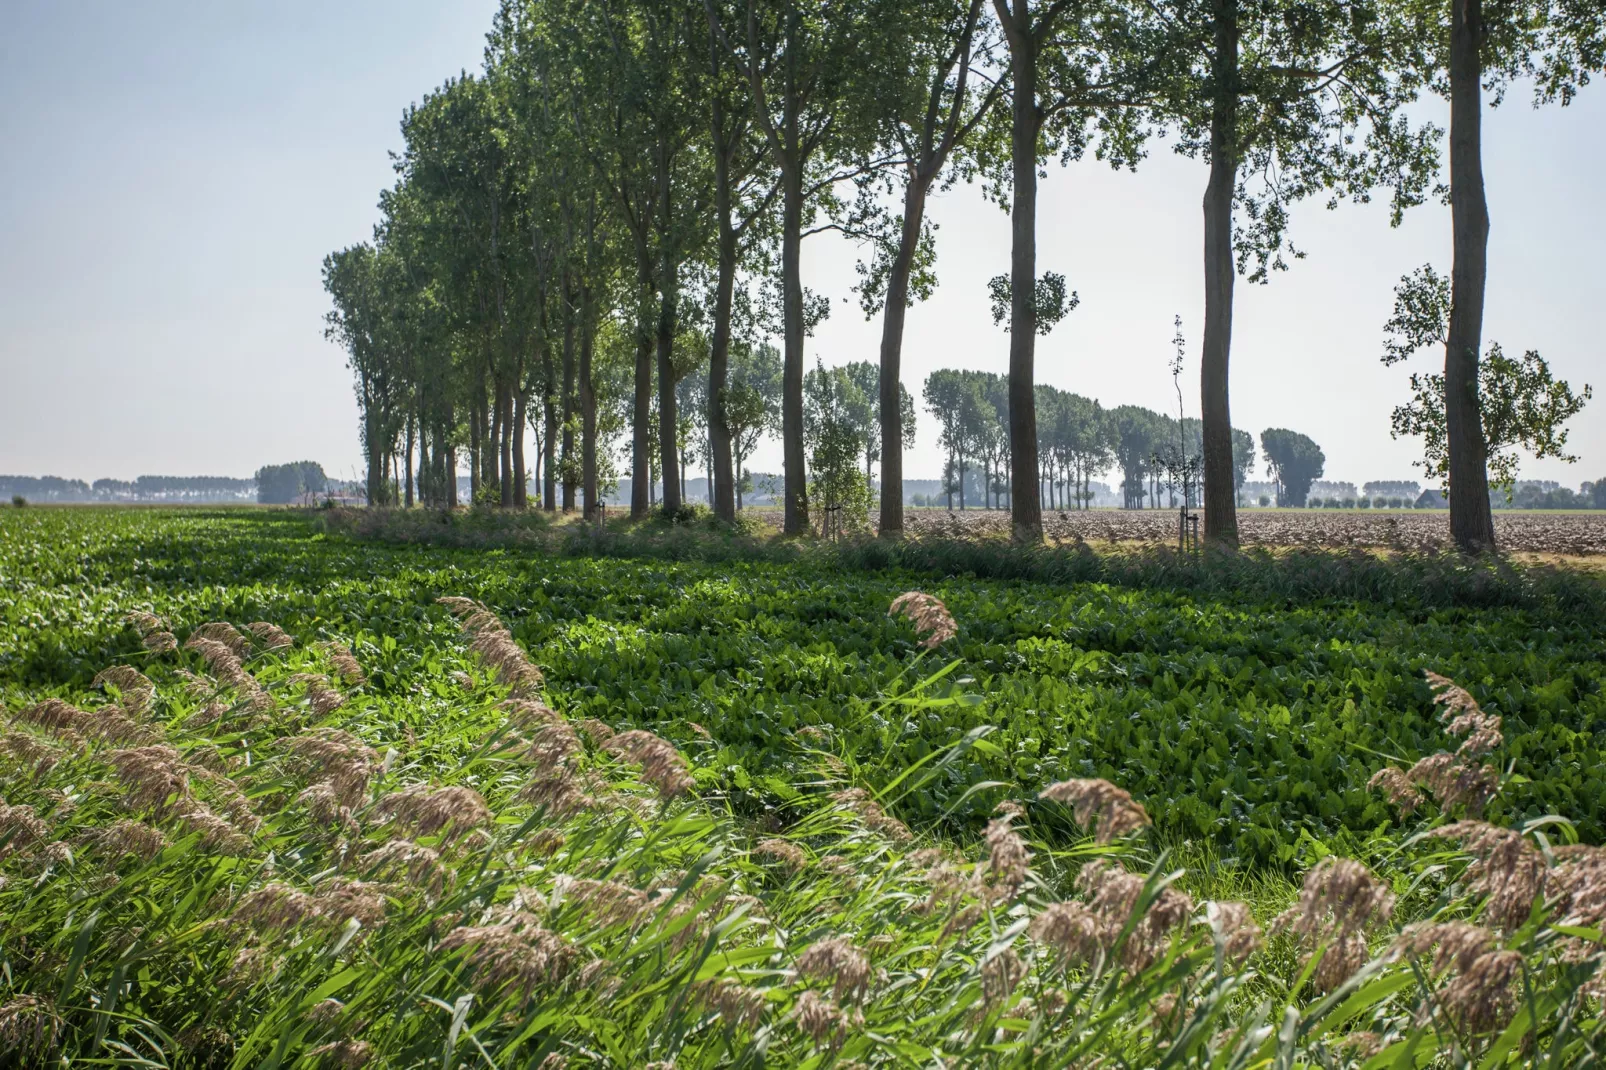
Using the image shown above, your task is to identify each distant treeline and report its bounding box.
[0,475,254,503]
[1,466,364,506]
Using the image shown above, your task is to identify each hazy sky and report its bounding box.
[2,1,1601,489]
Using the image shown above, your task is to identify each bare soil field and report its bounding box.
[880,508,1606,555]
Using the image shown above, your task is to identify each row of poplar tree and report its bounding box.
[323,0,1601,552]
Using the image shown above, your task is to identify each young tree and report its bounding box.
[841,360,917,489]
[804,359,874,533]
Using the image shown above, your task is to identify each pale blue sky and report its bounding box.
[1,1,1601,488]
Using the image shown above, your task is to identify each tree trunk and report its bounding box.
[657,264,682,514]
[514,389,529,509]
[542,391,557,512]
[1004,23,1042,543]
[561,278,577,512]
[447,445,458,507]
[708,163,739,524]
[499,382,515,508]
[877,181,929,539]
[468,387,482,501]
[631,277,654,519]
[1445,0,1497,552]
[580,283,599,520]
[780,165,808,535]
[1200,0,1240,549]
[403,413,415,508]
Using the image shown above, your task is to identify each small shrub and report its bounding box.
[1258,495,1271,507]
[10,495,25,508]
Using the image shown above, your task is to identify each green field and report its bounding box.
[3,506,1606,1066]
[6,508,1604,859]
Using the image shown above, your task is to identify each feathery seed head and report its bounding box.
[359,839,449,899]
[306,1039,373,1068]
[755,838,808,871]
[92,666,156,713]
[0,994,64,1062]
[1368,767,1425,815]
[377,783,491,844]
[792,990,853,1049]
[1207,900,1263,964]
[981,948,1027,1005]
[1038,779,1150,843]
[1273,856,1394,990]
[82,818,169,861]
[888,591,958,649]
[797,937,871,1002]
[692,977,768,1030]
[438,914,577,1005]
[316,641,367,686]
[18,698,89,736]
[605,730,694,799]
[984,814,1031,900]
[245,622,294,650]
[1427,821,1545,932]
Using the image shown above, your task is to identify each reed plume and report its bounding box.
[317,641,367,686]
[438,598,542,694]
[376,783,491,844]
[246,622,295,651]
[92,665,156,713]
[605,730,693,799]
[1272,857,1395,990]
[1038,778,1151,843]
[888,591,957,649]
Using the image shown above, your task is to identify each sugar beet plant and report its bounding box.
[4,590,1606,1066]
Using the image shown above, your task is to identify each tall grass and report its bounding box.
[2,596,1603,1067]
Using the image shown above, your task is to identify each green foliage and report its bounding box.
[254,461,329,505]
[987,271,1078,335]
[1260,428,1325,507]
[1393,345,1593,494]
[6,509,1606,1065]
[7,510,1606,870]
[1382,264,1593,493]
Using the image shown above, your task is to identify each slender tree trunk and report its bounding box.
[1446,0,1497,552]
[403,414,415,508]
[513,390,529,509]
[1200,0,1240,548]
[657,263,682,514]
[561,279,577,512]
[580,284,599,520]
[542,391,557,512]
[447,445,459,508]
[468,387,482,501]
[780,164,808,534]
[499,382,514,508]
[631,274,654,519]
[1003,12,1042,543]
[709,166,739,524]
[877,181,929,539]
